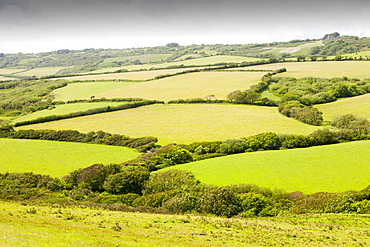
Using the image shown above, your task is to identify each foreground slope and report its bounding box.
[0,139,139,177]
[166,141,370,193]
[0,202,368,247]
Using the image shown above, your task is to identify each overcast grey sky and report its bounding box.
[1,0,369,53]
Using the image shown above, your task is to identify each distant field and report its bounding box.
[56,68,201,81]
[101,53,173,65]
[239,61,370,79]
[111,55,263,71]
[17,104,322,144]
[53,81,135,101]
[0,69,25,74]
[0,76,14,81]
[14,67,68,77]
[168,140,370,194]
[13,102,129,123]
[317,94,370,120]
[96,71,266,101]
[0,139,139,177]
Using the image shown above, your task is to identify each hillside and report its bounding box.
[165,141,370,194]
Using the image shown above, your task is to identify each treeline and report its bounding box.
[0,128,158,152]
[14,100,163,127]
[0,169,369,217]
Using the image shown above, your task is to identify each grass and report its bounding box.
[317,94,370,120]
[13,102,131,123]
[0,139,139,177]
[0,76,15,81]
[55,68,202,81]
[0,201,369,246]
[166,140,370,193]
[0,69,25,74]
[96,71,266,101]
[14,67,69,77]
[17,104,322,145]
[243,61,370,79]
[110,55,263,71]
[53,81,135,101]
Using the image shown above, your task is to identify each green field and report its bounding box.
[0,76,14,81]
[14,67,69,77]
[238,61,370,79]
[317,94,370,120]
[13,102,130,123]
[0,201,368,246]
[166,141,370,193]
[0,69,25,74]
[17,104,322,144]
[56,68,201,81]
[108,55,263,71]
[0,139,139,177]
[53,81,135,101]
[95,71,266,101]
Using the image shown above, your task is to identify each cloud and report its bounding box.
[1,0,370,53]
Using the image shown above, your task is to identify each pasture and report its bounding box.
[53,81,135,101]
[0,139,139,177]
[17,104,322,145]
[95,71,266,101]
[13,102,130,123]
[0,69,25,75]
[0,202,368,246]
[13,67,68,77]
[317,94,370,120]
[54,68,201,81]
[167,140,370,193]
[109,55,263,71]
[236,61,370,79]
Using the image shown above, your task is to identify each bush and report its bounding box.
[143,170,199,195]
[103,170,150,195]
[162,193,198,213]
[219,139,248,154]
[198,187,241,217]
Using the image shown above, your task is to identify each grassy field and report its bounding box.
[317,94,370,120]
[237,61,370,79]
[95,71,266,101]
[53,81,135,101]
[0,139,139,177]
[0,69,25,74]
[55,68,202,81]
[0,76,15,81]
[0,201,369,246]
[17,104,322,145]
[166,140,370,193]
[13,102,131,123]
[14,67,69,77]
[107,55,263,71]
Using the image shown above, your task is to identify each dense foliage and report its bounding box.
[0,169,369,217]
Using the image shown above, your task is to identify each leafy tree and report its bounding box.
[219,139,248,154]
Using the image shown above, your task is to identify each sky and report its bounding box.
[1,0,370,54]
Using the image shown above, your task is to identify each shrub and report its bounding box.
[219,139,248,154]
[162,193,198,213]
[143,170,199,195]
[198,187,241,217]
[103,170,150,195]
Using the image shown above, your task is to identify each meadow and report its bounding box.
[95,71,266,101]
[13,67,69,77]
[235,61,370,79]
[17,104,322,144]
[53,81,135,101]
[103,55,262,71]
[317,94,370,120]
[14,102,132,123]
[0,201,368,246]
[54,68,202,81]
[0,139,139,177]
[166,140,370,194]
